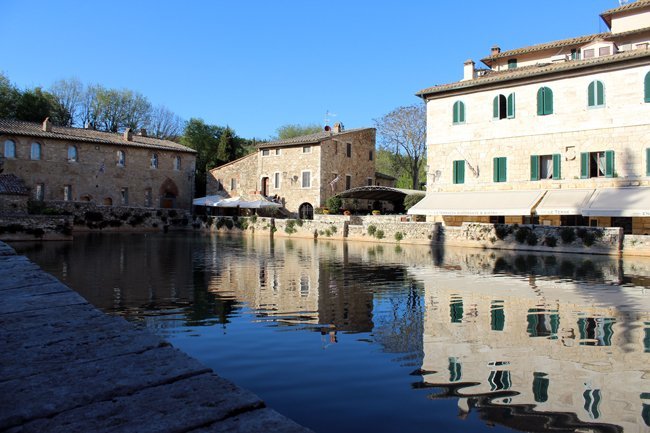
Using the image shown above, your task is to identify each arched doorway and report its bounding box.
[299,203,314,220]
[159,178,179,209]
[261,177,269,196]
[103,197,113,206]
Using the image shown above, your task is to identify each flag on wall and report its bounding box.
[329,175,340,192]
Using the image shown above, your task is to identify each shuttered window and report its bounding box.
[507,93,515,118]
[647,148,650,176]
[453,160,465,184]
[530,154,561,181]
[493,157,507,183]
[645,72,650,103]
[581,151,614,178]
[508,59,517,69]
[452,101,465,124]
[537,87,553,115]
[493,93,515,120]
[588,80,605,107]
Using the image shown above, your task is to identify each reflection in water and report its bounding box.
[12,234,650,433]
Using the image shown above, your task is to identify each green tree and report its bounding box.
[49,78,83,127]
[274,123,322,140]
[217,126,237,165]
[15,87,70,125]
[181,118,224,197]
[374,104,427,190]
[0,73,20,119]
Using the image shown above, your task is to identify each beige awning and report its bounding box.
[582,187,650,217]
[407,190,545,216]
[534,189,595,215]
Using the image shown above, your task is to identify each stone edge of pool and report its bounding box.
[0,240,314,433]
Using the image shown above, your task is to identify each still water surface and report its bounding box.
[12,233,650,433]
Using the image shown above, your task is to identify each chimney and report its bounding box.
[123,127,133,141]
[333,122,344,133]
[138,128,147,137]
[42,117,51,132]
[462,59,476,81]
[84,121,93,129]
[491,45,501,56]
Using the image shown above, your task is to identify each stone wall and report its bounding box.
[0,215,73,241]
[0,194,28,216]
[623,234,650,257]
[207,153,258,198]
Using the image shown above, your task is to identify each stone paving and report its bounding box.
[0,241,313,433]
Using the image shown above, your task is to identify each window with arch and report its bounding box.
[537,87,553,115]
[645,71,650,103]
[173,155,181,170]
[493,93,515,120]
[588,80,605,108]
[452,101,465,124]
[3,139,15,158]
[30,142,42,160]
[151,153,159,169]
[67,145,78,162]
[117,150,126,167]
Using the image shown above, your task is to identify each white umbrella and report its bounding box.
[192,195,226,206]
[239,199,282,209]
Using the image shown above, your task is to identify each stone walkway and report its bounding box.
[0,242,313,433]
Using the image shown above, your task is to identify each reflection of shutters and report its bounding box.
[644,322,650,352]
[583,389,602,419]
[647,149,650,176]
[580,152,589,178]
[450,299,463,323]
[603,318,615,346]
[605,150,615,178]
[532,372,549,403]
[530,155,539,181]
[643,403,650,427]
[550,313,560,335]
[488,370,511,391]
[552,154,561,180]
[527,313,539,337]
[448,357,462,382]
[491,305,505,331]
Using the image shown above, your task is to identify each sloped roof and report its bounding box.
[0,174,28,195]
[417,48,650,97]
[0,119,196,154]
[375,172,396,180]
[257,127,374,149]
[601,0,650,26]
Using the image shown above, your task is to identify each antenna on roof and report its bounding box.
[324,110,337,126]
[618,0,630,5]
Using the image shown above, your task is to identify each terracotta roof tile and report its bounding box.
[0,174,28,195]
[601,0,650,25]
[257,127,374,149]
[417,48,650,97]
[0,119,197,154]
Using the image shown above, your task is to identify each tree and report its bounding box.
[0,73,20,119]
[15,87,70,125]
[49,78,83,127]
[374,104,427,190]
[181,118,224,197]
[274,123,322,140]
[147,105,184,140]
[217,127,238,165]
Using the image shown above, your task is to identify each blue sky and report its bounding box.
[3,0,617,139]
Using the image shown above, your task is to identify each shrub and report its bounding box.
[330,225,337,233]
[494,224,511,240]
[26,228,45,238]
[582,231,596,247]
[367,225,377,236]
[6,224,24,233]
[514,227,530,244]
[375,229,385,239]
[84,211,104,222]
[128,215,145,226]
[109,219,122,227]
[285,220,297,234]
[119,212,131,221]
[296,218,303,227]
[576,227,588,239]
[404,193,425,211]
[251,215,258,224]
[525,230,538,246]
[324,229,332,237]
[560,227,576,244]
[27,200,46,214]
[168,210,178,218]
[224,218,234,230]
[394,231,404,242]
[216,218,225,229]
[326,196,343,214]
[545,235,557,248]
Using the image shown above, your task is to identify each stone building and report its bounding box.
[207,124,378,218]
[410,0,650,234]
[0,173,29,215]
[0,119,196,209]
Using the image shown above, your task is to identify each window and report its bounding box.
[577,317,615,346]
[491,301,505,331]
[67,145,78,162]
[173,156,181,170]
[261,149,270,156]
[588,80,605,108]
[571,49,580,60]
[63,185,72,201]
[35,183,44,201]
[645,71,650,103]
[367,178,373,186]
[530,154,561,180]
[453,160,465,184]
[30,142,41,160]
[599,46,611,57]
[493,157,507,182]
[647,148,650,176]
[274,172,280,189]
[369,150,373,161]
[3,139,16,158]
[145,188,152,207]
[150,153,158,169]
[302,146,311,154]
[583,48,595,59]
[493,93,515,119]
[301,171,311,188]
[345,175,351,190]
[526,309,560,337]
[507,58,517,69]
[346,142,352,158]
[117,150,126,167]
[580,151,614,178]
[532,373,549,403]
[537,87,553,115]
[450,299,463,323]
[275,148,281,156]
[230,178,236,191]
[452,101,465,124]
[121,187,129,205]
[216,180,223,191]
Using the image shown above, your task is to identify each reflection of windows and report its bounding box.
[345,175,351,190]
[531,154,561,180]
[261,149,270,156]
[448,357,462,382]
[230,178,236,191]
[578,317,615,346]
[526,309,560,338]
[583,389,602,419]
[346,143,352,158]
[488,370,511,391]
[303,146,311,154]
[300,274,309,297]
[450,298,463,323]
[644,322,650,352]
[174,156,181,170]
[580,151,614,178]
[491,301,505,331]
[150,153,158,169]
[642,393,650,426]
[532,372,549,403]
[274,172,280,189]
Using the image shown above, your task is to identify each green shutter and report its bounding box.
[493,157,499,182]
[530,155,539,181]
[501,158,508,182]
[647,148,650,176]
[537,88,544,115]
[545,88,553,114]
[605,150,615,178]
[458,161,465,184]
[453,161,457,183]
[507,93,515,118]
[552,154,561,180]
[588,82,595,107]
[580,152,589,178]
[459,101,465,123]
[493,96,499,119]
[597,81,605,106]
[645,72,650,103]
[453,102,458,124]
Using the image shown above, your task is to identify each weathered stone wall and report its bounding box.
[0,215,73,241]
[0,194,28,216]
[1,133,196,209]
[207,153,258,198]
[623,234,650,257]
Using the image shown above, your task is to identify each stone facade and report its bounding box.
[207,126,377,217]
[0,119,196,210]
[414,3,650,234]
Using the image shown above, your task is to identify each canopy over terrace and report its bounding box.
[335,186,423,208]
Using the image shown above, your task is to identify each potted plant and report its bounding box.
[372,210,381,215]
[343,210,351,216]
